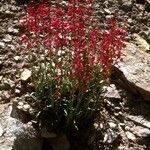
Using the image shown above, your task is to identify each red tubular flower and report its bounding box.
[20,0,126,87]
[99,18,126,77]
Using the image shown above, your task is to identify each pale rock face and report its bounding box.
[0,104,43,150]
[133,34,150,53]
[118,42,150,92]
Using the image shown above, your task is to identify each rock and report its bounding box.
[106,15,113,19]
[126,131,136,141]
[8,27,19,34]
[131,25,141,33]
[1,91,10,100]
[15,88,21,94]
[0,126,3,137]
[103,129,118,143]
[114,43,150,96]
[3,78,15,89]
[29,108,35,115]
[5,10,13,15]
[0,104,43,150]
[20,69,31,81]
[8,44,16,51]
[0,60,3,68]
[127,115,150,129]
[17,105,23,110]
[147,31,150,44]
[121,0,132,12]
[0,42,5,49]
[10,5,19,12]
[104,8,111,14]
[18,102,24,106]
[94,123,99,129]
[131,126,150,137]
[12,102,32,123]
[0,76,3,81]
[114,107,121,111]
[3,34,12,43]
[12,98,18,106]
[134,34,150,53]
[127,18,133,25]
[119,123,125,128]
[139,31,149,42]
[23,104,30,111]
[104,84,121,99]
[14,56,20,61]
[108,122,117,129]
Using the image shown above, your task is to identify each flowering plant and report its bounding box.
[20,0,126,140]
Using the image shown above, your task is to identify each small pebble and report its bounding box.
[17,105,23,110]
[14,56,20,61]
[109,122,117,129]
[18,101,24,106]
[23,104,30,110]
[94,123,98,128]
[0,76,3,81]
[29,108,35,114]
[3,34,12,43]
[27,122,32,127]
[119,123,125,127]
[0,42,5,48]
[15,89,20,94]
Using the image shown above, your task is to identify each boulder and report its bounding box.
[0,104,43,150]
[111,43,150,101]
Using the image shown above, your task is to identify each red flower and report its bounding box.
[20,0,126,85]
